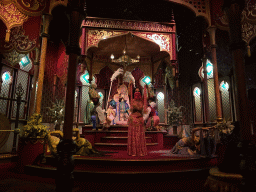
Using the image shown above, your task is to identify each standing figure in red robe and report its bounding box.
[127,87,147,156]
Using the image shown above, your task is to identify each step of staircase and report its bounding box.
[94,142,159,151]
[101,136,152,143]
[82,126,165,151]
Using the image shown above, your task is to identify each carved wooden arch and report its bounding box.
[49,0,68,14]
[86,31,171,61]
[167,0,211,25]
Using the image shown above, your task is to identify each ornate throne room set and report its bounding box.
[0,0,256,191]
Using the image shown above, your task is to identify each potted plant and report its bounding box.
[167,100,184,135]
[16,113,49,172]
[215,119,236,168]
[46,99,65,130]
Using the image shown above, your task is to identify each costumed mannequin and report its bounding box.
[107,67,135,125]
[143,96,160,130]
[104,99,117,129]
[89,83,105,130]
[119,95,129,122]
[170,128,201,156]
[127,87,147,156]
[85,100,94,124]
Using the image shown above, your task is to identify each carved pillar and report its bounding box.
[62,1,86,140]
[89,55,93,84]
[202,55,210,123]
[223,1,251,142]
[55,1,86,192]
[35,14,51,114]
[207,26,222,122]
[222,1,255,191]
[81,27,86,55]
[164,82,167,125]
[29,48,40,116]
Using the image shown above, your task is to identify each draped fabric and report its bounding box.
[127,99,147,156]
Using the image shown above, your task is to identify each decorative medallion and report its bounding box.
[242,21,256,44]
[245,0,256,23]
[3,49,26,66]
[13,0,46,16]
[0,26,36,53]
[0,2,28,42]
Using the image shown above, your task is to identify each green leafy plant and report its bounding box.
[167,100,184,127]
[216,119,235,142]
[46,99,65,125]
[21,113,48,138]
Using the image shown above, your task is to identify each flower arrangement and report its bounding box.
[21,113,48,139]
[46,99,65,128]
[167,100,184,127]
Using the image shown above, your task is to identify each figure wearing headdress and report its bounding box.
[88,83,105,130]
[104,99,117,129]
[127,87,147,156]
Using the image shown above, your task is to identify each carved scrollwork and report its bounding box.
[0,2,28,41]
[1,26,36,54]
[242,21,256,44]
[3,49,26,66]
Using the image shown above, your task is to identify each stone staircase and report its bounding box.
[82,125,165,151]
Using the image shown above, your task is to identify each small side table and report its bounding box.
[204,167,243,192]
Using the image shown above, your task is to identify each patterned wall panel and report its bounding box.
[41,42,58,122]
[12,70,29,119]
[95,66,113,89]
[219,77,232,121]
[79,71,96,123]
[194,87,202,123]
[0,67,13,115]
[131,67,144,90]
[154,67,164,88]
[157,91,165,123]
[208,79,216,122]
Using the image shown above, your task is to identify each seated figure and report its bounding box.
[46,129,104,156]
[170,136,200,156]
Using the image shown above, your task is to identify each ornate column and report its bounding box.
[207,26,222,123]
[55,0,86,192]
[81,27,86,55]
[222,1,255,191]
[223,0,251,142]
[29,47,40,116]
[35,14,51,114]
[202,55,210,124]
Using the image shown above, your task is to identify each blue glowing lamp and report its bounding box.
[195,88,201,95]
[83,72,89,83]
[20,55,30,67]
[98,92,103,98]
[142,76,151,85]
[206,61,213,77]
[2,72,10,82]
[221,81,229,90]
